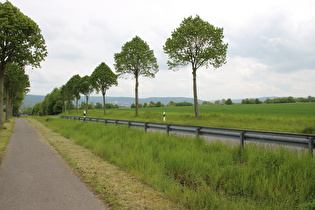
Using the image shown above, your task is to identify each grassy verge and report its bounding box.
[0,118,15,163]
[35,116,315,209]
[66,103,315,134]
[28,117,185,209]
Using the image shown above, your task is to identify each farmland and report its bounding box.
[68,103,315,134]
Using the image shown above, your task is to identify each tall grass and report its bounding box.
[0,118,15,162]
[68,103,315,134]
[39,117,315,209]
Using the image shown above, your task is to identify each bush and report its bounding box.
[225,98,233,105]
[302,127,315,134]
[176,101,193,106]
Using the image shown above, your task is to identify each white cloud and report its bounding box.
[3,0,315,100]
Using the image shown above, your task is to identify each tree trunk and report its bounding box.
[75,98,78,113]
[0,65,4,126]
[5,87,10,120]
[192,68,199,118]
[135,75,139,117]
[85,95,89,115]
[63,101,65,113]
[9,92,13,118]
[102,89,106,115]
[67,99,71,114]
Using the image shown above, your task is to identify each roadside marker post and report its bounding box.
[163,112,166,122]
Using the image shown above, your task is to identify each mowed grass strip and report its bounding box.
[35,117,315,209]
[0,118,15,163]
[69,103,315,134]
[28,118,185,209]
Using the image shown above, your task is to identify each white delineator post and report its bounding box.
[163,112,166,122]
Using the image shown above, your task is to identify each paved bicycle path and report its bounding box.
[0,118,105,210]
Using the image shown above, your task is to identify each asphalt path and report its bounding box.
[0,119,105,210]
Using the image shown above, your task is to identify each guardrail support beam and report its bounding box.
[144,123,148,132]
[196,127,201,137]
[166,124,171,135]
[309,137,314,157]
[240,131,245,151]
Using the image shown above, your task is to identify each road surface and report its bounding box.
[0,118,105,210]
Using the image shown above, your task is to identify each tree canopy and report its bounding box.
[65,74,81,113]
[164,15,228,117]
[4,62,30,118]
[0,1,47,125]
[90,62,118,115]
[78,75,94,114]
[114,36,158,116]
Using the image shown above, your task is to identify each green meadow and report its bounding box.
[39,117,315,209]
[68,103,315,134]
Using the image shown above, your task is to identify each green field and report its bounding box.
[68,103,315,134]
[38,117,315,209]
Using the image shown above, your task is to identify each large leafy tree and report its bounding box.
[114,36,158,117]
[66,74,81,113]
[90,62,118,115]
[164,15,228,117]
[0,1,47,125]
[4,62,30,119]
[32,87,63,116]
[70,74,81,113]
[44,88,63,115]
[64,78,75,114]
[78,75,93,115]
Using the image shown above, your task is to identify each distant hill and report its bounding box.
[21,95,45,108]
[21,95,204,108]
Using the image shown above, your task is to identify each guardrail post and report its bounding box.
[240,131,245,151]
[166,124,171,135]
[128,121,131,128]
[309,137,314,157]
[144,123,148,132]
[196,127,201,138]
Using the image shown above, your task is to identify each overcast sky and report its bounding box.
[4,0,315,100]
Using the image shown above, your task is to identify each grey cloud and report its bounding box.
[228,12,315,73]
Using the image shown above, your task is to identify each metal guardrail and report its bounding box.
[61,116,315,155]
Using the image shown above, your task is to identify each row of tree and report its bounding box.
[241,96,315,104]
[4,63,30,118]
[33,62,118,116]
[1,1,228,121]
[265,96,315,104]
[35,15,228,118]
[130,101,194,108]
[0,2,48,125]
[202,96,315,105]
[241,98,263,104]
